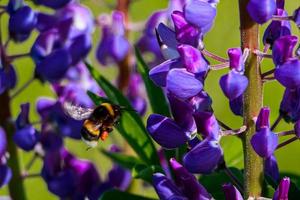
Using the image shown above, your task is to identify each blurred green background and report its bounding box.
[0,0,299,199]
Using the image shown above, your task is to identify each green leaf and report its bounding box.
[101,149,144,170]
[199,168,243,200]
[132,164,164,183]
[87,90,111,105]
[85,61,159,165]
[100,189,157,200]
[135,47,171,117]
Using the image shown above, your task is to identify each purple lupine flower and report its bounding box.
[229,95,243,116]
[171,11,201,47]
[280,88,300,122]
[13,125,40,151]
[193,111,219,140]
[177,44,209,76]
[293,7,300,28]
[37,98,82,139]
[184,0,217,34]
[8,5,37,42]
[222,184,243,200]
[265,155,280,181]
[220,48,248,100]
[34,0,72,9]
[170,158,213,200]
[272,35,298,66]
[273,177,290,200]
[6,0,24,14]
[136,11,166,66]
[14,103,40,151]
[263,9,291,48]
[96,11,130,66]
[189,91,213,113]
[0,128,11,189]
[247,0,276,24]
[126,73,147,115]
[251,107,278,158]
[183,138,223,174]
[166,68,203,100]
[152,173,187,200]
[0,65,17,95]
[146,114,190,149]
[0,128,7,160]
[274,58,300,89]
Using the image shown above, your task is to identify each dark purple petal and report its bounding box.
[35,0,72,9]
[171,11,200,47]
[16,103,30,129]
[35,48,71,82]
[246,0,276,24]
[275,58,300,89]
[293,7,300,28]
[263,9,291,47]
[222,184,243,200]
[184,0,216,31]
[36,13,58,32]
[69,34,92,65]
[183,139,223,174]
[9,6,37,42]
[40,131,63,152]
[189,91,213,113]
[6,0,24,14]
[170,158,212,200]
[0,66,17,94]
[146,114,189,149]
[149,58,181,87]
[228,48,244,72]
[280,88,300,122]
[219,71,248,100]
[229,95,243,116]
[265,155,280,181]
[168,94,196,133]
[47,169,76,198]
[108,166,131,191]
[0,128,7,158]
[250,127,278,158]
[36,97,56,118]
[152,173,187,200]
[157,23,178,50]
[256,107,270,130]
[0,165,12,188]
[272,35,298,66]
[166,68,203,100]
[13,125,39,151]
[177,44,208,74]
[193,111,219,140]
[273,177,290,200]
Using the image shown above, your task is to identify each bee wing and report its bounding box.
[63,102,93,120]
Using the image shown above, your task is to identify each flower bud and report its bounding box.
[247,0,276,24]
[222,183,243,200]
[273,177,290,200]
[272,35,298,66]
[228,48,244,72]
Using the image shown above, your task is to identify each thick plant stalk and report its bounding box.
[238,0,264,198]
[0,91,27,200]
[116,0,131,92]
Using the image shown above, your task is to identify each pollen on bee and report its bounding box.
[100,131,109,141]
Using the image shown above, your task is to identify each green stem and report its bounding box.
[238,0,264,198]
[0,91,27,200]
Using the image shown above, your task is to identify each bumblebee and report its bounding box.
[64,102,121,147]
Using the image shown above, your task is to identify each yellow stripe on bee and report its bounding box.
[83,120,100,136]
[101,103,115,117]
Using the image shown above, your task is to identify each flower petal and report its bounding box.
[146,114,189,149]
[183,139,223,174]
[246,0,276,24]
[166,68,203,100]
[0,165,12,188]
[275,58,300,89]
[152,173,187,200]
[13,125,39,151]
[222,183,243,200]
[272,35,298,66]
[250,127,278,158]
[265,155,279,181]
[0,128,7,158]
[193,111,220,140]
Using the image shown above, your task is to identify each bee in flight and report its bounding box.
[64,102,122,148]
